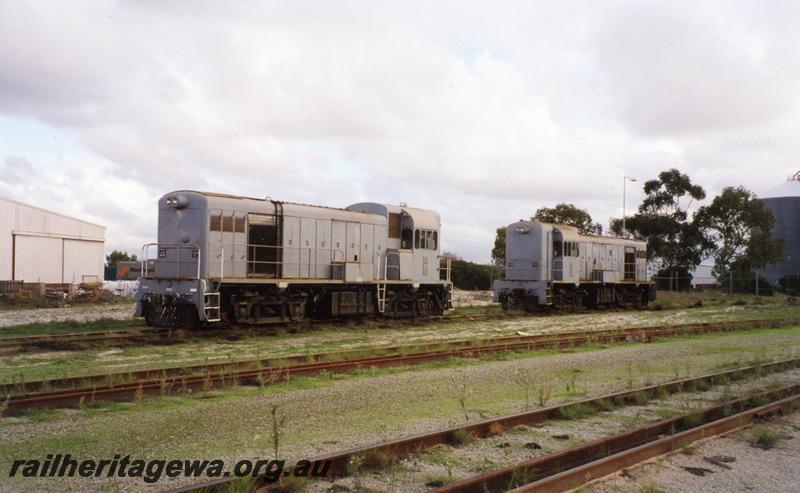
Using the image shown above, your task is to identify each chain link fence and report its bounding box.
[653,275,776,295]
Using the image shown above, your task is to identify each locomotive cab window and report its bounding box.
[553,241,562,257]
[388,213,402,239]
[432,231,438,251]
[401,227,413,249]
[414,229,420,249]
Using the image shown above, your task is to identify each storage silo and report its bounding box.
[760,172,800,286]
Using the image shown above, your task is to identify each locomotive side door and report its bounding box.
[624,246,636,281]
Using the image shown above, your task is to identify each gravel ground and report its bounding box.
[0,304,135,328]
[451,290,494,308]
[1,328,799,492]
[585,413,800,493]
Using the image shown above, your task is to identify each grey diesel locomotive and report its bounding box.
[493,221,655,310]
[134,191,452,327]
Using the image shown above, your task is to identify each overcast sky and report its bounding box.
[1,1,798,262]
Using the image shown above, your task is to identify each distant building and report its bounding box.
[0,197,106,284]
[760,172,800,285]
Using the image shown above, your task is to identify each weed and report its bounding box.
[595,398,616,412]
[558,403,597,420]
[683,412,704,428]
[487,422,505,437]
[449,371,473,421]
[564,370,581,396]
[133,384,144,404]
[448,428,475,446]
[536,382,554,407]
[625,363,635,389]
[268,475,308,493]
[513,366,535,409]
[748,426,782,450]
[361,448,394,469]
[219,476,256,493]
[269,403,287,460]
[681,443,698,455]
[346,454,365,476]
[631,390,650,406]
[424,474,452,488]
[635,482,668,493]
[694,379,712,392]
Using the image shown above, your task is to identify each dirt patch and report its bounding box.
[0,304,134,329]
[451,289,494,308]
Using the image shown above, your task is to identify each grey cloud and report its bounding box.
[1,1,799,261]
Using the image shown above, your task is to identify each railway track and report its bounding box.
[434,383,800,493]
[0,311,509,351]
[169,357,800,492]
[2,317,798,415]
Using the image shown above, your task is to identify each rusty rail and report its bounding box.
[3,318,798,415]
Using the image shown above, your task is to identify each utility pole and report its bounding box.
[623,176,637,236]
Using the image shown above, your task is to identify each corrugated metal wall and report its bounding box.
[0,198,106,283]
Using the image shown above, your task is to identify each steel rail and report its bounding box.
[436,385,800,493]
[3,319,798,415]
[167,361,800,493]
[4,317,797,395]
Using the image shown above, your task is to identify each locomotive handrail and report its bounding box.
[208,243,350,280]
[140,243,201,280]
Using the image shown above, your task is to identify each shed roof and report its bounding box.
[762,173,800,199]
[0,196,106,230]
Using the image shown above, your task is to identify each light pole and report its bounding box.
[622,176,637,236]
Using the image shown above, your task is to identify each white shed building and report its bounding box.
[0,197,106,284]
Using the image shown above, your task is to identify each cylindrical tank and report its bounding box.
[760,172,800,285]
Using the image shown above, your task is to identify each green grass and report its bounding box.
[0,318,145,338]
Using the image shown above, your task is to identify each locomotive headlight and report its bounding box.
[514,226,531,234]
[165,195,189,209]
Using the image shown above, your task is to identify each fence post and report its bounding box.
[729,273,733,295]
[755,272,759,296]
